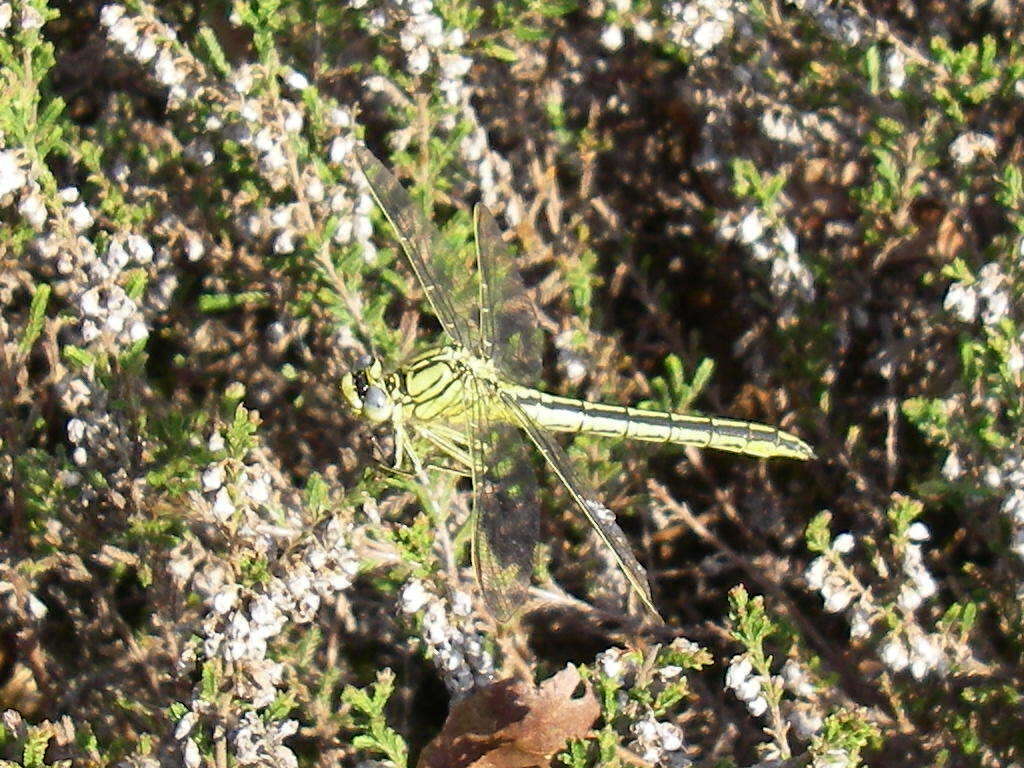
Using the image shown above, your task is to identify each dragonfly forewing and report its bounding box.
[474,204,545,382]
[355,145,478,349]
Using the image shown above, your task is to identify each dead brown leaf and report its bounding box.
[417,666,600,768]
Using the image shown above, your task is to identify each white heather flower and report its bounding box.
[174,710,198,740]
[212,586,239,614]
[561,353,587,384]
[631,715,688,765]
[781,658,814,697]
[183,738,201,768]
[1004,526,1022,556]
[129,320,149,342]
[407,46,430,75]
[983,464,1001,488]
[329,108,351,129]
[185,233,205,261]
[212,487,235,521]
[761,110,804,144]
[66,201,91,231]
[949,132,997,166]
[832,532,855,553]
[305,176,324,202]
[747,695,768,717]
[725,655,753,691]
[658,665,683,680]
[202,465,225,492]
[282,108,303,134]
[597,648,626,680]
[67,418,87,444]
[18,193,47,229]
[135,36,157,63]
[422,602,448,645]
[450,590,473,617]
[911,568,936,599]
[330,135,354,165]
[26,593,47,619]
[814,748,852,768]
[941,450,963,480]
[822,581,853,613]
[885,48,906,90]
[273,230,296,254]
[284,69,309,90]
[353,213,373,242]
[0,150,27,196]
[208,431,225,452]
[805,556,828,590]
[250,594,284,636]
[401,580,430,614]
[896,584,923,612]
[108,17,139,50]
[246,472,271,504]
[20,5,43,29]
[737,210,764,245]
[261,145,287,173]
[693,19,725,52]
[0,4,12,32]
[849,600,873,639]
[879,636,909,671]
[601,24,624,51]
[902,544,936,599]
[58,186,78,202]
[789,704,824,740]
[909,634,942,679]
[943,281,977,322]
[154,50,184,87]
[984,292,1009,324]
[1008,342,1024,374]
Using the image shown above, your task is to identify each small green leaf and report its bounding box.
[17,282,50,356]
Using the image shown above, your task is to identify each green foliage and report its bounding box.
[929,35,1024,121]
[198,290,270,312]
[885,494,924,541]
[728,586,777,670]
[640,354,715,413]
[811,710,881,766]
[235,0,286,65]
[805,510,834,555]
[341,670,409,768]
[564,243,599,321]
[731,158,788,210]
[226,401,259,459]
[16,283,50,356]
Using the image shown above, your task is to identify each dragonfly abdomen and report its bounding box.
[513,388,814,460]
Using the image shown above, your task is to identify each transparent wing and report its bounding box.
[475,204,545,381]
[355,145,478,349]
[499,391,658,617]
[468,380,539,622]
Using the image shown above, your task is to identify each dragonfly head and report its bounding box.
[341,355,393,424]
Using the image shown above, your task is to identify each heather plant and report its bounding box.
[0,1,1022,767]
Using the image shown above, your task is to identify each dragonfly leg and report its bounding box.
[415,424,473,472]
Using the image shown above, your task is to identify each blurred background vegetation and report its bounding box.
[1,0,1022,766]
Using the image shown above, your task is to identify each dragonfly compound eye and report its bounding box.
[362,385,392,423]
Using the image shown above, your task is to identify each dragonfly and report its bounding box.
[343,146,814,621]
